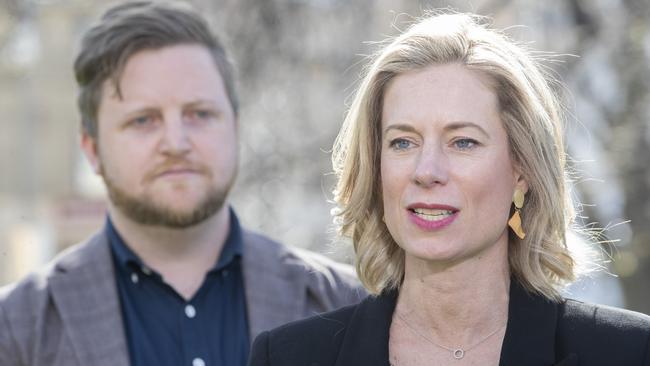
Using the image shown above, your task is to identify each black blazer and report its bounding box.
[248,281,650,366]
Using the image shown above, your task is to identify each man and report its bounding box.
[0,2,364,366]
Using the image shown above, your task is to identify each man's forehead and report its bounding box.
[105,44,221,94]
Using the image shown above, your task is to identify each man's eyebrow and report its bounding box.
[122,107,158,119]
[185,99,218,107]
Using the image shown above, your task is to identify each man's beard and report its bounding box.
[102,170,232,229]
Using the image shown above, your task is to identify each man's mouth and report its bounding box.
[158,168,198,176]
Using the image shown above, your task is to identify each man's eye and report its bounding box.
[131,116,152,126]
[195,110,209,118]
[190,110,213,119]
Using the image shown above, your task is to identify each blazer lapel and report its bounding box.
[242,230,307,340]
[499,281,578,366]
[334,291,397,366]
[327,282,578,366]
[49,232,129,366]
[554,354,579,366]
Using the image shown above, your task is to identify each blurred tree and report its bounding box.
[0,0,648,312]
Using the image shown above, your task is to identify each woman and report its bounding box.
[248,12,650,366]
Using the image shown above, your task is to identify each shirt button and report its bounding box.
[130,273,139,284]
[185,304,196,318]
[222,269,229,277]
[192,357,205,366]
[141,266,152,275]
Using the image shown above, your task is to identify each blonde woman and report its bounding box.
[248,12,650,366]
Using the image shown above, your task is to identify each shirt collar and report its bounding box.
[213,208,243,271]
[107,207,244,273]
[106,217,141,270]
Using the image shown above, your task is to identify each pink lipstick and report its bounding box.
[406,203,459,231]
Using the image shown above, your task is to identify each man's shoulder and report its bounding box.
[0,230,126,366]
[241,228,367,306]
[0,231,108,306]
[241,229,355,278]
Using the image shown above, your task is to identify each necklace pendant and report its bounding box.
[453,349,464,359]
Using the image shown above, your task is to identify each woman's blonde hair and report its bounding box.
[332,12,576,301]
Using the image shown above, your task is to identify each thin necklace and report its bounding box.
[395,311,507,360]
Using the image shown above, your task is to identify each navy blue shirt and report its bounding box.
[107,210,249,366]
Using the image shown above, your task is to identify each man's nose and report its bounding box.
[159,115,191,155]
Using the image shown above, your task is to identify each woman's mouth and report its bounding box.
[410,208,455,221]
[406,204,459,230]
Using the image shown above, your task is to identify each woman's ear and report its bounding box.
[513,166,529,195]
[516,176,529,195]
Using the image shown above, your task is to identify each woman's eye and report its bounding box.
[389,138,413,150]
[453,138,478,150]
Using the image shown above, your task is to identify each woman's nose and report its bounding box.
[412,145,449,187]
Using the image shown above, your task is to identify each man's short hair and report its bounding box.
[74,0,238,138]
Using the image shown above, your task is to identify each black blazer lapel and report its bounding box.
[499,281,577,366]
[330,282,579,366]
[554,353,579,366]
[334,291,398,366]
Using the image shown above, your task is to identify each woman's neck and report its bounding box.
[396,246,511,346]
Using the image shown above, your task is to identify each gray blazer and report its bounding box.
[0,228,365,366]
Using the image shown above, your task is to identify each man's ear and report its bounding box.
[80,130,102,175]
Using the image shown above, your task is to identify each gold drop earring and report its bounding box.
[508,189,526,239]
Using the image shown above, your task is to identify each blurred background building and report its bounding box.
[1,0,648,312]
